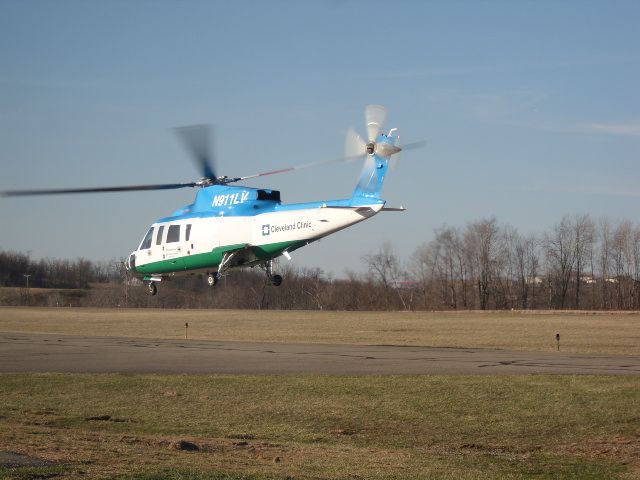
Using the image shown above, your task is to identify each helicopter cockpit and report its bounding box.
[125,227,153,272]
[138,227,154,250]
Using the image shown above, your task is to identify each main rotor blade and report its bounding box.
[365,104,388,143]
[235,153,366,183]
[231,137,424,184]
[174,124,217,180]
[401,140,427,151]
[390,140,427,171]
[1,182,197,197]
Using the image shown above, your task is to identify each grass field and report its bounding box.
[1,307,639,479]
[1,307,639,354]
[0,374,639,479]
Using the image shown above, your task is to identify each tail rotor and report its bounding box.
[345,104,402,159]
[365,104,388,144]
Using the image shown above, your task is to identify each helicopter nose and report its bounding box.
[126,253,137,272]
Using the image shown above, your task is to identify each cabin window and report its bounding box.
[166,224,180,243]
[139,228,154,250]
[155,225,164,245]
[186,224,192,241]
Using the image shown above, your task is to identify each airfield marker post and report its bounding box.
[556,333,560,351]
[185,322,189,340]
[23,273,31,306]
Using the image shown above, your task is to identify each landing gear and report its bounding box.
[207,272,220,287]
[147,282,157,296]
[260,260,283,287]
[206,251,240,288]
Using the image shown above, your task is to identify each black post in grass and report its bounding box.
[185,322,189,340]
[556,333,560,351]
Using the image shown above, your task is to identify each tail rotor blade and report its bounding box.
[357,155,377,191]
[344,126,367,159]
[365,104,388,142]
[174,124,217,180]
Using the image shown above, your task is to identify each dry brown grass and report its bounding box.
[1,307,639,354]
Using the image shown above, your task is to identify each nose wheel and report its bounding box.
[147,282,157,296]
[207,272,221,287]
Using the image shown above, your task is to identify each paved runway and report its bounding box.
[1,332,639,375]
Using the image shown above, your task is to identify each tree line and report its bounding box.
[2,213,640,310]
[0,251,116,290]
[408,214,640,311]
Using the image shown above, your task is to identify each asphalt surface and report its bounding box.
[1,332,639,375]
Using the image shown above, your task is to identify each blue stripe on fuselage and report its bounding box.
[155,196,385,223]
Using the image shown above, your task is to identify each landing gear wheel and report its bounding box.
[147,282,157,296]
[207,272,220,287]
[260,260,282,287]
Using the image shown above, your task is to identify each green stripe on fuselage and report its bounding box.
[135,240,306,276]
[251,240,307,259]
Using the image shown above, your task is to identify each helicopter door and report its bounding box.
[184,223,198,254]
[144,225,165,264]
[163,224,185,270]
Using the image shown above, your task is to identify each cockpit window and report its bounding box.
[156,225,164,245]
[186,224,192,242]
[139,228,154,250]
[166,224,180,243]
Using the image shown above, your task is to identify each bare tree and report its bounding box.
[631,226,640,309]
[544,216,575,309]
[362,242,406,310]
[573,214,595,309]
[512,231,539,309]
[612,221,634,309]
[598,218,613,309]
[464,218,500,310]
[410,243,432,309]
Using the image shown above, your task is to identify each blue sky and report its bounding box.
[1,0,639,276]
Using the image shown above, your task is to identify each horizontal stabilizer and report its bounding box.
[320,205,378,218]
[321,205,405,212]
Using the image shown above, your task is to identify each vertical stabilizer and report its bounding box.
[352,153,389,199]
[351,133,400,199]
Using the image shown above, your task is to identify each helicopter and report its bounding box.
[2,105,421,296]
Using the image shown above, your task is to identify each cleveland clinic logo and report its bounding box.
[262,224,270,236]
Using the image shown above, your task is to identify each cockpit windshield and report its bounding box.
[138,227,154,250]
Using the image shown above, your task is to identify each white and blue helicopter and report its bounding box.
[3,105,421,295]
